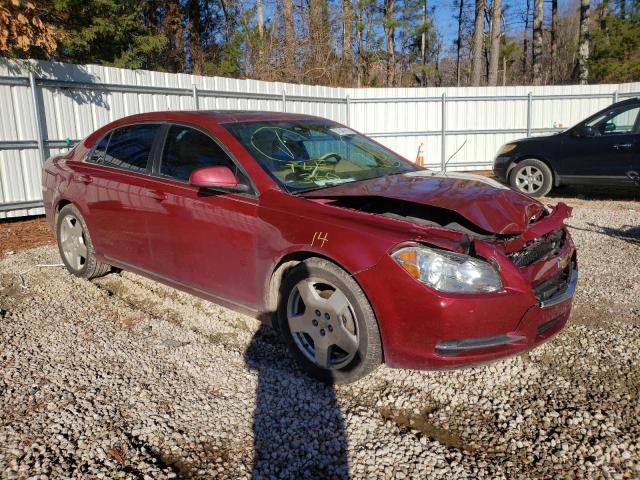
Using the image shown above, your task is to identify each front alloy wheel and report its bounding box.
[287,279,359,370]
[278,258,382,383]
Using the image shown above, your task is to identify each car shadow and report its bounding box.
[245,261,349,479]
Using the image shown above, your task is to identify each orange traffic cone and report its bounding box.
[416,143,425,167]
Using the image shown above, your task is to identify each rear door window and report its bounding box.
[102,124,161,172]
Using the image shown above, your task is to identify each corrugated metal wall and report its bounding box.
[1,59,639,218]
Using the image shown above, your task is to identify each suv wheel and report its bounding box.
[509,159,553,197]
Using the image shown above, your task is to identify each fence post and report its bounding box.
[613,90,619,103]
[526,92,533,137]
[282,89,287,112]
[345,94,351,126]
[192,84,199,110]
[441,92,447,172]
[29,72,46,163]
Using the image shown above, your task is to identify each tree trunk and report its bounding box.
[487,0,501,85]
[186,0,204,75]
[470,0,484,86]
[282,0,295,78]
[551,0,558,83]
[355,4,363,87]
[309,0,330,80]
[455,0,464,87]
[522,0,530,78]
[532,0,543,85]
[342,0,353,64]
[599,0,609,29]
[383,0,395,87]
[257,0,264,38]
[502,51,506,85]
[578,0,590,84]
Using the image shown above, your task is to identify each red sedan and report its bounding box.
[42,111,578,383]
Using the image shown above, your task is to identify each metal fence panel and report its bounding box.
[0,58,639,217]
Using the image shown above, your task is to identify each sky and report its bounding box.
[432,0,580,54]
[257,0,582,56]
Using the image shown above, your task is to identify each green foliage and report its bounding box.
[589,13,640,82]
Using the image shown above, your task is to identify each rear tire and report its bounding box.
[509,159,553,197]
[276,258,382,384]
[56,204,111,279]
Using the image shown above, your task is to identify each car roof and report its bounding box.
[111,110,325,125]
[611,97,640,108]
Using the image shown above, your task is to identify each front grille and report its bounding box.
[533,262,573,303]
[510,228,565,267]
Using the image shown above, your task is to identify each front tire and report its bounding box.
[56,204,111,279]
[277,258,382,384]
[509,159,553,197]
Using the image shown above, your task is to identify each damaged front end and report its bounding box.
[318,193,576,309]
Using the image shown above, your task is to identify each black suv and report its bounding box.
[493,98,640,196]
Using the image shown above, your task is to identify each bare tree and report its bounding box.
[551,0,558,83]
[309,0,330,76]
[487,0,501,85]
[383,0,396,86]
[455,0,464,87]
[470,0,485,85]
[521,0,530,78]
[282,0,295,78]
[342,0,354,64]
[355,2,364,87]
[257,0,264,39]
[532,0,543,84]
[578,0,590,84]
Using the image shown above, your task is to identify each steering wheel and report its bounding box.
[316,152,342,163]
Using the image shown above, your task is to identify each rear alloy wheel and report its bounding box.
[278,258,382,384]
[56,204,111,279]
[509,159,553,197]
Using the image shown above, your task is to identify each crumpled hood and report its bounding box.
[302,171,545,235]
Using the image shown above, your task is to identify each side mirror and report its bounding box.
[189,166,249,193]
[573,124,596,138]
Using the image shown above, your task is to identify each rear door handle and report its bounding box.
[613,143,633,150]
[72,174,92,184]
[146,189,167,201]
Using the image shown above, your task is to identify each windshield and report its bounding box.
[223,119,419,193]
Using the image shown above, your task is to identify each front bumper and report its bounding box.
[434,269,577,356]
[493,155,515,183]
[355,248,577,371]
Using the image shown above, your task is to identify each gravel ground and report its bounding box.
[1,197,639,479]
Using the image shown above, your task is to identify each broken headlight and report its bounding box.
[392,246,503,293]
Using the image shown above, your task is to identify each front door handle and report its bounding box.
[613,143,633,150]
[72,174,92,184]
[146,190,167,201]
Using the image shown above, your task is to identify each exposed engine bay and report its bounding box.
[326,196,501,241]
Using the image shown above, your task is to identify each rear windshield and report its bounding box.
[223,119,418,193]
